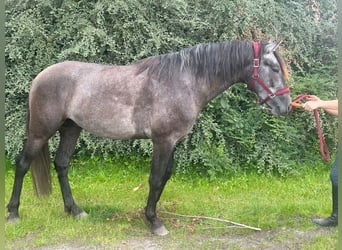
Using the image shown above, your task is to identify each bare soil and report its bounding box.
[9,226,336,250]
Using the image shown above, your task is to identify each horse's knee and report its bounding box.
[149,174,164,190]
[149,167,173,188]
[165,168,173,181]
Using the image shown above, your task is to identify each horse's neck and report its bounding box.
[197,75,243,108]
[197,59,249,107]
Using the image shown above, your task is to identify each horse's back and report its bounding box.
[30,60,152,139]
[29,60,198,141]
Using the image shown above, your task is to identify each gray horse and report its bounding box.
[7,40,291,236]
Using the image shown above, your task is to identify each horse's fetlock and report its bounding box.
[64,206,71,214]
[7,202,19,212]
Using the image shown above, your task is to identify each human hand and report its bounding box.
[305,95,321,102]
[303,100,321,111]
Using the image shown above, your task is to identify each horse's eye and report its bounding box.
[264,59,280,73]
[271,66,280,73]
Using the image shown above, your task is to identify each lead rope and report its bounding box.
[291,94,331,162]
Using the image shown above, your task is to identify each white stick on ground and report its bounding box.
[161,211,261,231]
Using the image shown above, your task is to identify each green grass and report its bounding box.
[5,157,337,249]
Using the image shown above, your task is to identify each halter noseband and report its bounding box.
[247,41,290,105]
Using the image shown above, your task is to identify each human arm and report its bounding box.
[302,95,338,116]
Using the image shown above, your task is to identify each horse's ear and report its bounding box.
[265,40,282,53]
[272,40,282,51]
[265,41,276,53]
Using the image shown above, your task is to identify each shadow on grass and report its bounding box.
[82,204,146,224]
[81,204,164,237]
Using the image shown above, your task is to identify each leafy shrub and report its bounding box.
[5,0,337,177]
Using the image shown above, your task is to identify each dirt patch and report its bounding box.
[115,227,335,250]
[19,227,335,250]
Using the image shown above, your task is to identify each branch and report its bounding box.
[161,211,261,231]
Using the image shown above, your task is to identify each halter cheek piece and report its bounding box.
[247,41,290,105]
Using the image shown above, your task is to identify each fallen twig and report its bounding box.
[161,211,261,231]
[199,226,243,230]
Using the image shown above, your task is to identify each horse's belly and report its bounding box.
[70,109,151,139]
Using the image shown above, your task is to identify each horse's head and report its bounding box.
[247,41,291,115]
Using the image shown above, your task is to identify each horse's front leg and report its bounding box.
[145,139,175,236]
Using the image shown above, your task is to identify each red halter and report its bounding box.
[247,41,290,105]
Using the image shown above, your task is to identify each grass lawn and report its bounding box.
[5,157,337,249]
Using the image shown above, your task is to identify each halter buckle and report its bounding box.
[253,59,260,68]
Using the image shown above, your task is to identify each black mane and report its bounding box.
[136,40,253,82]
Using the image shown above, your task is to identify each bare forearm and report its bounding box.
[317,100,338,112]
[303,99,338,116]
[324,108,338,116]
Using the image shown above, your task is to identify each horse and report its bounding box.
[7,40,291,236]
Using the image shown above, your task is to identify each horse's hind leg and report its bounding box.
[145,138,175,236]
[54,120,87,219]
[7,137,47,222]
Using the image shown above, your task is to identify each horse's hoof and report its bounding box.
[7,215,20,224]
[152,224,169,236]
[75,211,88,220]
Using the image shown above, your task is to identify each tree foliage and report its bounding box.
[5,0,338,177]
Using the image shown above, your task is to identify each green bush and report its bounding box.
[5,0,338,177]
